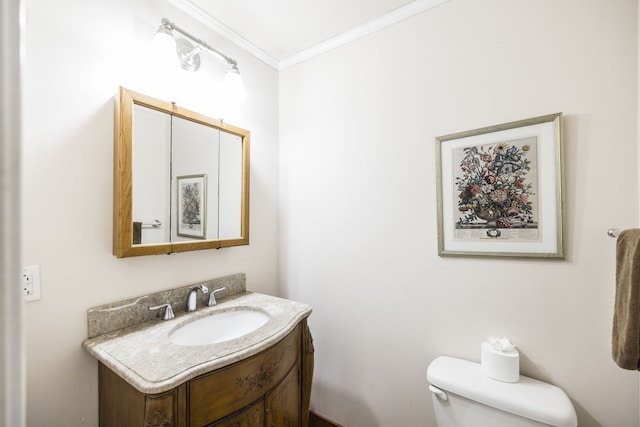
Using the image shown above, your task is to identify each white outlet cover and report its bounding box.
[23,265,41,302]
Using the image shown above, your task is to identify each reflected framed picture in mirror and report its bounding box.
[177,174,207,239]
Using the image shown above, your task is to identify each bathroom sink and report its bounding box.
[169,309,269,346]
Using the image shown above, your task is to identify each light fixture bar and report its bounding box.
[155,18,246,103]
[159,18,240,72]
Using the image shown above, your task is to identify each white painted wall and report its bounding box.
[21,0,279,425]
[279,0,640,426]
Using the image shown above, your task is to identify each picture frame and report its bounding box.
[435,113,564,258]
[177,174,207,239]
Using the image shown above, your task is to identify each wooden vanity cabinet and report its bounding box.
[98,320,313,427]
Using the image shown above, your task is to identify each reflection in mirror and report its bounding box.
[171,115,219,242]
[114,87,250,258]
[132,105,171,244]
[218,131,243,238]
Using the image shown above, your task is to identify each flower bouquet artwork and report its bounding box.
[454,138,538,238]
[436,113,564,258]
[177,174,207,239]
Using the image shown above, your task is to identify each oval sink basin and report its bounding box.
[169,309,269,346]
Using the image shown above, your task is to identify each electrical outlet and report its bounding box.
[22,265,41,302]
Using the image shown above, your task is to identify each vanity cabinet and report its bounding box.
[98,321,313,427]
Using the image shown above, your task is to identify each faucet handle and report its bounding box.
[149,303,175,320]
[207,287,227,306]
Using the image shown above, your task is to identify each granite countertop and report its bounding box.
[83,292,312,394]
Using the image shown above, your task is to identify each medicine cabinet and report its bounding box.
[114,87,250,257]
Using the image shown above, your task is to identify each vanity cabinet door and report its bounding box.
[211,400,264,427]
[189,326,300,427]
[266,365,300,427]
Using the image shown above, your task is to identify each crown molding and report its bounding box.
[166,0,450,71]
[279,0,449,70]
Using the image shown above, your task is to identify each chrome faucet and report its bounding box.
[186,284,209,312]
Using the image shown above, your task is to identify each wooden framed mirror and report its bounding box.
[114,87,250,257]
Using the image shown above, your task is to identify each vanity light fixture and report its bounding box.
[154,18,246,101]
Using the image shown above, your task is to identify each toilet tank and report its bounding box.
[427,356,577,427]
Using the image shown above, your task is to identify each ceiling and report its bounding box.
[168,0,449,69]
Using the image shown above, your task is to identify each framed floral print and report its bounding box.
[436,113,564,258]
[177,174,207,239]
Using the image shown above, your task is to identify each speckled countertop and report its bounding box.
[83,291,312,394]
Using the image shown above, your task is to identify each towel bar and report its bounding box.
[142,219,162,229]
[608,228,620,238]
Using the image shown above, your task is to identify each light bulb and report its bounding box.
[223,68,246,103]
[153,25,176,59]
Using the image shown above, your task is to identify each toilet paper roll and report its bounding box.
[481,341,520,383]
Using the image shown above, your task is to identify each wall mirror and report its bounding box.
[114,87,250,257]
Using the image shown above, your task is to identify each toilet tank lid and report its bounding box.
[427,356,577,427]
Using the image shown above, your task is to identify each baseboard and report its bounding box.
[309,411,343,427]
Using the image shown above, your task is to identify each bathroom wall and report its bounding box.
[279,0,640,426]
[21,0,279,425]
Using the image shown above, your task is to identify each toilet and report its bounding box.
[427,356,578,427]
